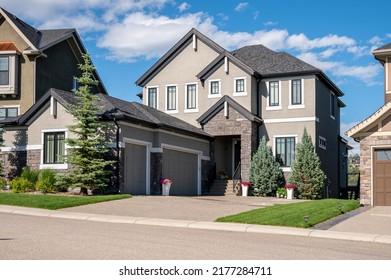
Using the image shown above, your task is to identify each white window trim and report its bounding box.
[272,134,298,172]
[40,129,68,170]
[288,78,305,109]
[0,53,18,95]
[0,105,20,117]
[208,79,222,98]
[233,77,247,96]
[319,136,327,150]
[330,91,336,120]
[146,86,159,110]
[266,80,282,110]
[184,82,199,113]
[165,84,178,114]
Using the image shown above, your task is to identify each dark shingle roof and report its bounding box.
[5,88,210,139]
[373,43,391,51]
[231,45,319,76]
[38,29,75,49]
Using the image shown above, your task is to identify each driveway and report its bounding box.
[64,195,300,221]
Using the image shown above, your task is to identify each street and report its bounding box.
[1,213,390,259]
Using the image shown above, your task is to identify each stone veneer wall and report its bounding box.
[27,150,41,170]
[1,151,27,179]
[202,107,258,181]
[359,135,391,205]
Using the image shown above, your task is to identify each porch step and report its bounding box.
[204,180,240,196]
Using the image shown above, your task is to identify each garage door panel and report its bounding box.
[124,143,147,195]
[374,149,391,206]
[163,149,198,196]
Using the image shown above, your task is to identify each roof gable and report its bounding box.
[197,95,262,125]
[136,28,225,87]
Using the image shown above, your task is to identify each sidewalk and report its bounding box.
[1,201,391,245]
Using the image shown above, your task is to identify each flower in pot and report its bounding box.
[217,170,228,180]
[284,183,297,199]
[240,181,252,196]
[161,178,172,196]
[277,187,287,198]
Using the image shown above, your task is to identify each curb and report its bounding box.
[1,205,391,245]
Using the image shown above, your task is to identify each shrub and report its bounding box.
[249,136,285,196]
[10,177,35,193]
[21,166,40,185]
[276,187,287,198]
[0,177,7,190]
[36,169,57,193]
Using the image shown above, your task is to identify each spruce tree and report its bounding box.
[288,128,326,199]
[61,54,114,195]
[249,136,285,196]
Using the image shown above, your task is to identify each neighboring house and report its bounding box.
[347,43,391,206]
[0,7,107,118]
[137,28,349,197]
[0,88,212,195]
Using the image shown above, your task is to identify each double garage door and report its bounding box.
[124,143,199,196]
[374,149,391,206]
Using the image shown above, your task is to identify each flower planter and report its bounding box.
[286,188,294,199]
[241,184,249,196]
[162,183,171,196]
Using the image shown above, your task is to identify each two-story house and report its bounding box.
[137,28,349,197]
[0,7,107,118]
[347,42,391,206]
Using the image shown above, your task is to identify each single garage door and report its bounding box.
[124,143,147,195]
[374,149,391,206]
[162,149,198,196]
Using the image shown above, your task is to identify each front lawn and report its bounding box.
[216,199,360,228]
[0,192,131,210]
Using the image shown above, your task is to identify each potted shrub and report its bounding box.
[285,183,297,199]
[276,187,287,198]
[161,178,172,196]
[240,181,252,197]
[217,170,228,180]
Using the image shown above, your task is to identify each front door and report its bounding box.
[233,139,241,178]
[374,149,391,206]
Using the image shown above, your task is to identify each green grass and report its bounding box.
[216,199,360,228]
[0,193,131,210]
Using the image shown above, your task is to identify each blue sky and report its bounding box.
[2,0,390,153]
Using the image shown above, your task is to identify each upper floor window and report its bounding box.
[148,87,157,109]
[0,57,9,85]
[330,92,336,119]
[233,77,247,96]
[319,136,327,150]
[43,132,65,164]
[291,79,302,105]
[208,79,221,97]
[166,85,177,111]
[186,84,197,110]
[275,137,295,167]
[268,81,280,107]
[0,107,18,120]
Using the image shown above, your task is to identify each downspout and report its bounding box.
[113,118,120,193]
[256,78,261,145]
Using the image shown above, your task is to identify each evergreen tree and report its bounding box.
[249,136,285,196]
[288,128,326,199]
[61,54,114,195]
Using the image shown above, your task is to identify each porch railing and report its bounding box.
[232,162,241,193]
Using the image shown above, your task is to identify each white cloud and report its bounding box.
[234,2,249,12]
[178,2,190,12]
[253,11,259,20]
[264,21,278,27]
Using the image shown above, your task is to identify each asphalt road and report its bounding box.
[1,213,391,260]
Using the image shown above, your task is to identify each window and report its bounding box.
[186,84,197,109]
[235,79,244,92]
[0,57,9,85]
[210,80,220,95]
[291,79,302,105]
[319,136,327,150]
[275,137,295,167]
[148,87,157,108]
[269,81,279,106]
[166,85,177,111]
[0,107,18,120]
[330,92,336,118]
[43,132,65,164]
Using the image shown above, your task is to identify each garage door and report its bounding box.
[374,149,391,206]
[162,149,198,196]
[124,143,147,195]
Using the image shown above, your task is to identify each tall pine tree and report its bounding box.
[288,128,326,199]
[249,136,285,196]
[61,54,114,195]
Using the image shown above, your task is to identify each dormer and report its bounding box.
[0,42,20,97]
[373,43,391,104]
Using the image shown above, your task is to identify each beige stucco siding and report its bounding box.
[27,102,75,145]
[0,18,35,113]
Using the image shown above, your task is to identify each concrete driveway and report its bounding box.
[64,195,300,221]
